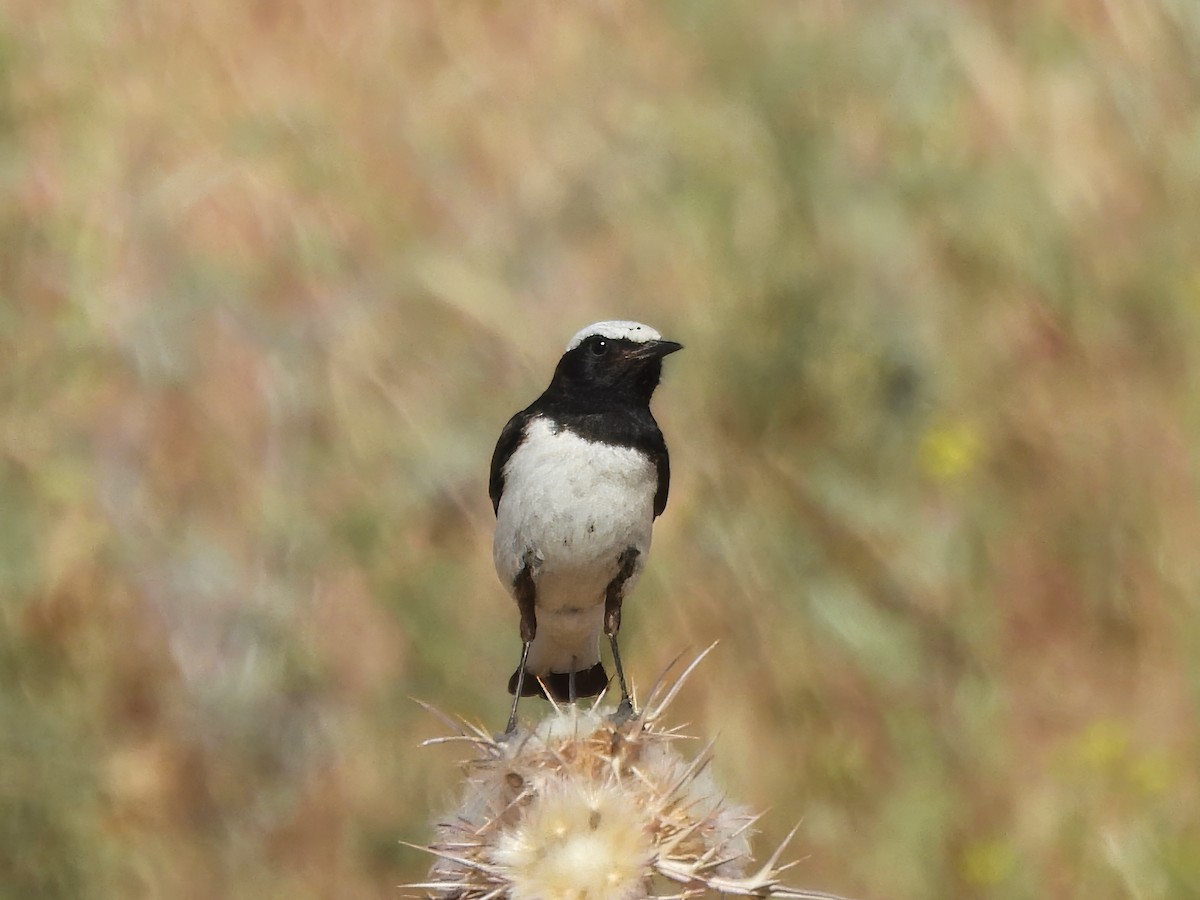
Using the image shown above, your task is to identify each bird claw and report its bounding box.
[611,696,636,725]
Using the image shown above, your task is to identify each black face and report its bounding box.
[549,334,683,407]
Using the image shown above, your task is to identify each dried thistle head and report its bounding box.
[405,646,851,900]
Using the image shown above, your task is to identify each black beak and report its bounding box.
[629,339,683,360]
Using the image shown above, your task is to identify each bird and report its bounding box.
[489,320,682,733]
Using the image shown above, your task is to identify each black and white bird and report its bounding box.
[489,320,682,732]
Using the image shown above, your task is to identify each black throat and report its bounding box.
[533,356,664,451]
[488,335,675,519]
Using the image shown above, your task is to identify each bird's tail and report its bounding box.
[508,662,608,700]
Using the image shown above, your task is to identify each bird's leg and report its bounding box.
[505,642,530,735]
[568,658,577,705]
[604,546,640,721]
[505,555,538,735]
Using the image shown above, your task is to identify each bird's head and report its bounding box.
[549,321,682,406]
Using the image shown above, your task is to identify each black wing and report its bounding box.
[649,432,670,518]
[488,410,532,515]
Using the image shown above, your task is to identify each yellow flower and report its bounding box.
[918,421,981,480]
[1075,719,1130,772]
[960,839,1015,887]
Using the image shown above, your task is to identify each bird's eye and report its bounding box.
[590,339,608,356]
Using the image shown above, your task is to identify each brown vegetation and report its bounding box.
[2,2,1199,898]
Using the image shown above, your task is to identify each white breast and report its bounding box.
[493,417,656,673]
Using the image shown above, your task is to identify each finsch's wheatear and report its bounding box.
[489,320,681,732]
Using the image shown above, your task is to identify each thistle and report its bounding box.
[405,645,851,900]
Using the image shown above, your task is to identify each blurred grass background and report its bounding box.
[3,0,1200,897]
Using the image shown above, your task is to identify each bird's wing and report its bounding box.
[489,410,531,515]
[650,432,670,518]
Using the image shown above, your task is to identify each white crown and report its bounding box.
[565,320,662,352]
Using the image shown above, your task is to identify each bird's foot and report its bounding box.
[610,695,636,725]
